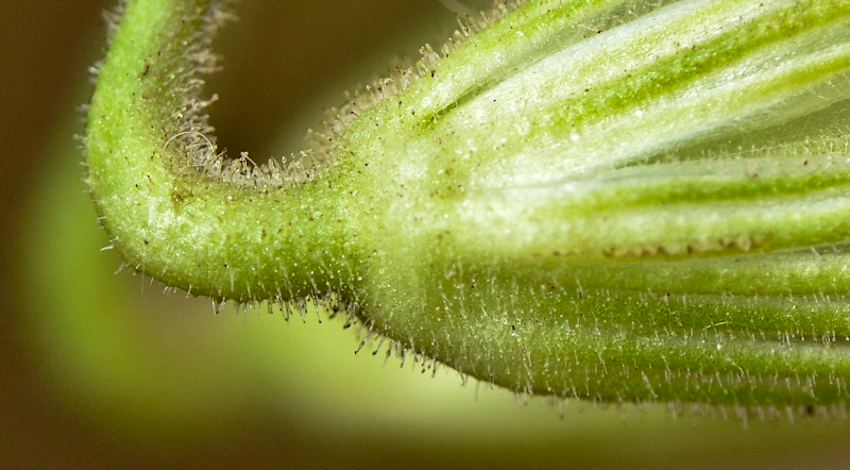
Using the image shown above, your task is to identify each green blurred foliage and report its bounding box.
[7,0,850,468]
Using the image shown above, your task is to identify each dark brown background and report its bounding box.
[4,1,850,469]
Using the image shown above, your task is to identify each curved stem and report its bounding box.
[86,0,359,302]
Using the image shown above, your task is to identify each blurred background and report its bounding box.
[5,0,850,468]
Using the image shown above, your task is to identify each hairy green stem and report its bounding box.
[86,0,359,302]
[87,0,850,408]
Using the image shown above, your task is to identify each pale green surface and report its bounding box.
[17,0,850,467]
[25,129,850,468]
[85,0,850,407]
